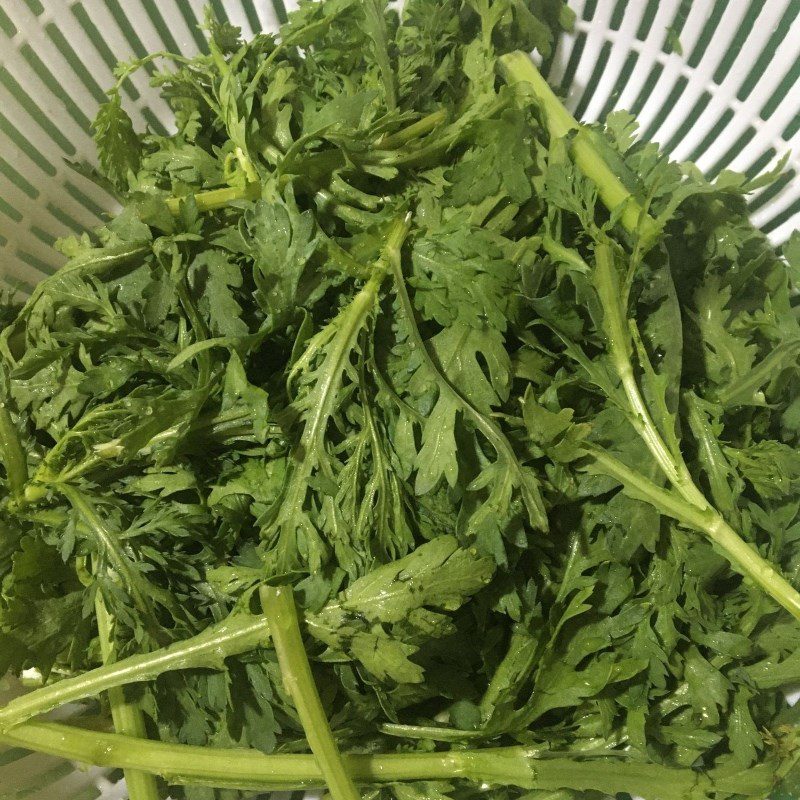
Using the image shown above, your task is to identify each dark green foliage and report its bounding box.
[2,2,800,799]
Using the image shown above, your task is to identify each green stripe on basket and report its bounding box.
[662,90,712,154]
[686,108,734,165]
[0,156,39,199]
[746,147,777,180]
[737,3,800,101]
[0,232,7,247]
[71,3,140,101]
[557,31,586,96]
[0,69,76,155]
[687,0,728,69]
[662,0,692,55]
[208,0,230,23]
[19,43,92,134]
[30,225,57,247]
[272,0,289,25]
[104,0,157,77]
[0,112,56,176]
[174,1,209,53]
[706,126,757,178]
[0,196,22,223]
[23,0,44,15]
[609,0,630,31]
[141,0,183,56]
[629,63,664,117]
[45,23,108,105]
[69,785,104,800]
[142,107,169,137]
[46,201,85,234]
[573,40,612,121]
[581,0,598,22]
[598,51,639,121]
[763,56,800,122]
[16,249,57,275]
[712,0,762,85]
[784,113,800,141]
[748,170,795,213]
[64,180,106,218]
[640,76,688,143]
[242,0,263,33]
[763,197,800,235]
[0,6,17,37]
[4,274,36,295]
[635,0,660,40]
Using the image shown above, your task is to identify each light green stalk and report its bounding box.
[0,395,27,499]
[591,242,800,620]
[499,52,659,248]
[1,720,779,799]
[261,586,359,800]
[0,613,270,733]
[95,591,160,800]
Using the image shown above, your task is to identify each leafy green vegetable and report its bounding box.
[2,2,800,800]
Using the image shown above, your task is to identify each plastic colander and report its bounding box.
[1,0,800,797]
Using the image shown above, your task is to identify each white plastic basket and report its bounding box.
[1,0,799,797]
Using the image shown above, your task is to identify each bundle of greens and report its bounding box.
[2,2,800,799]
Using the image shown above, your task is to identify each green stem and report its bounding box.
[314,189,380,226]
[95,591,160,800]
[0,721,755,799]
[585,447,800,620]
[260,585,360,800]
[364,98,506,168]
[165,181,375,227]
[590,242,800,619]
[58,484,160,628]
[387,227,548,529]
[684,391,738,519]
[165,182,262,215]
[585,445,720,532]
[380,723,488,742]
[175,273,213,387]
[0,613,270,733]
[0,400,27,499]
[715,339,800,407]
[377,109,448,149]
[499,52,659,247]
[593,245,689,490]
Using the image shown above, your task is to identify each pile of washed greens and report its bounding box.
[2,2,800,799]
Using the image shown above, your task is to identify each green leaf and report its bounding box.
[245,193,319,326]
[189,250,249,339]
[93,90,142,191]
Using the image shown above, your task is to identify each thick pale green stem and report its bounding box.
[0,400,27,499]
[377,109,448,149]
[164,181,377,227]
[1,720,770,799]
[260,585,360,800]
[586,248,800,621]
[95,591,160,800]
[0,613,270,732]
[593,245,689,490]
[165,182,262,215]
[587,446,800,619]
[499,51,659,247]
